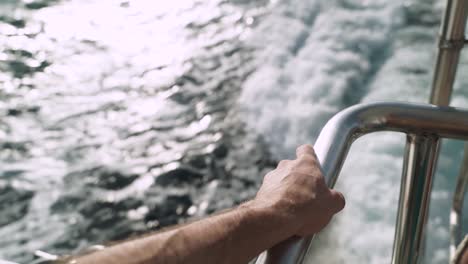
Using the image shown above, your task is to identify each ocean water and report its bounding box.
[0,0,466,263]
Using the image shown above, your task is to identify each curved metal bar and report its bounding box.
[316,102,468,185]
[256,101,468,264]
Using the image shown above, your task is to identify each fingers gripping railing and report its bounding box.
[255,102,468,264]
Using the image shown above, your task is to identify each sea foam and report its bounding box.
[240,0,466,263]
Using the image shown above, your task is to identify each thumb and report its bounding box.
[329,190,346,213]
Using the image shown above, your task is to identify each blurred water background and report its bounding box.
[0,0,467,263]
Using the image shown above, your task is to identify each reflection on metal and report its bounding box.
[259,236,310,264]
[34,250,58,261]
[430,0,468,262]
[430,0,468,106]
[451,144,468,261]
[255,102,468,264]
[392,135,440,264]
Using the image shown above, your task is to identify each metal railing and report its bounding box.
[433,0,468,262]
[255,102,468,264]
[256,0,468,263]
[451,145,468,260]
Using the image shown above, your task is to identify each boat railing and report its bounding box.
[255,102,468,264]
[255,0,468,263]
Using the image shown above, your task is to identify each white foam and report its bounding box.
[239,0,467,263]
[240,0,404,158]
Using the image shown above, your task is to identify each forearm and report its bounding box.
[76,201,293,264]
[75,144,346,264]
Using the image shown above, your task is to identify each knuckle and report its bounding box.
[316,172,326,182]
[297,144,316,155]
[278,159,292,168]
[264,171,274,180]
[298,144,314,151]
[285,171,308,186]
[312,172,326,184]
[297,155,317,165]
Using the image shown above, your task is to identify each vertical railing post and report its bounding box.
[434,0,468,259]
[392,1,468,263]
[450,144,468,261]
[429,0,468,106]
[391,135,440,264]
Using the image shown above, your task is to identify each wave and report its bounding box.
[239,0,466,263]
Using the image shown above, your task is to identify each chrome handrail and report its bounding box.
[255,102,468,264]
[430,0,468,106]
[430,0,467,262]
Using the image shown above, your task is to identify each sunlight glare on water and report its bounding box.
[1,0,467,263]
[36,0,205,88]
[0,0,265,262]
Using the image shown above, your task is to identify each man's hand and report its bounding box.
[75,144,346,264]
[252,144,345,236]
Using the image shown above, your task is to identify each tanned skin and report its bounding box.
[76,144,346,264]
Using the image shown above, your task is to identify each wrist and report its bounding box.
[239,200,297,239]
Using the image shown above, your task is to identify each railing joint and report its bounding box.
[438,38,466,50]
